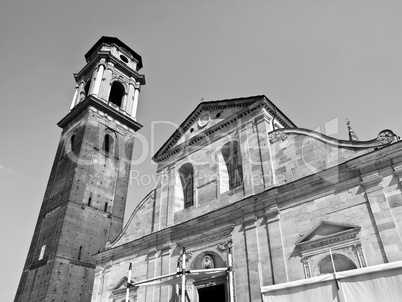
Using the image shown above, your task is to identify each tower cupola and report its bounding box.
[69,36,146,120]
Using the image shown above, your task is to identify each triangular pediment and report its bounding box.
[297,221,360,245]
[152,95,296,163]
[112,276,129,291]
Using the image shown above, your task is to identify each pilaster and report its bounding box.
[242,214,261,301]
[239,121,264,197]
[255,114,275,190]
[265,205,288,284]
[145,249,157,302]
[361,171,402,262]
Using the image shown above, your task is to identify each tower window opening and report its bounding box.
[222,141,243,190]
[108,82,125,108]
[84,81,91,98]
[179,163,194,208]
[88,194,92,207]
[71,134,76,151]
[104,202,108,212]
[120,55,129,63]
[39,245,46,261]
[103,134,115,154]
[78,246,82,260]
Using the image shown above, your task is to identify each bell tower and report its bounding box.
[15,37,145,302]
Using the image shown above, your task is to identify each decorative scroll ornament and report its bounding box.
[268,131,288,143]
[377,129,395,145]
[217,240,233,253]
[177,251,193,269]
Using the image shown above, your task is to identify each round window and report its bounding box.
[198,113,210,128]
[120,55,129,63]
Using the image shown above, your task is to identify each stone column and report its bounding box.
[361,171,402,262]
[131,85,140,119]
[265,205,288,284]
[103,64,114,102]
[92,64,105,96]
[78,81,85,102]
[70,86,79,110]
[126,81,135,114]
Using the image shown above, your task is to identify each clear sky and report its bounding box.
[1,1,402,300]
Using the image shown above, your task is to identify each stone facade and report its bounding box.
[91,94,402,302]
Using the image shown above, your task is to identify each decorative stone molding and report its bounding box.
[181,229,233,249]
[217,240,233,254]
[360,172,383,192]
[393,164,402,180]
[268,131,288,143]
[202,255,215,269]
[177,251,193,269]
[189,250,226,270]
[265,205,280,223]
[296,221,365,278]
[243,213,257,226]
[298,230,360,252]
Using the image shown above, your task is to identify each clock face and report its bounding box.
[198,113,210,128]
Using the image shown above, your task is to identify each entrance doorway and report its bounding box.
[198,283,226,302]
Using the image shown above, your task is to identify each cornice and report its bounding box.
[74,52,145,85]
[153,101,265,163]
[57,95,143,132]
[297,228,360,253]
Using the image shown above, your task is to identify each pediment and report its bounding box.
[152,95,296,163]
[112,276,129,291]
[296,221,360,252]
[111,276,138,301]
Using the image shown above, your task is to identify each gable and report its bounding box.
[175,106,241,146]
[112,276,129,291]
[299,221,360,243]
[152,95,297,163]
[296,221,361,253]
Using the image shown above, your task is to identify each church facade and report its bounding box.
[91,94,402,301]
[15,37,402,302]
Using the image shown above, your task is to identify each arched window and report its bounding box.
[318,254,357,275]
[222,141,243,190]
[108,81,125,107]
[179,163,194,208]
[103,134,115,154]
